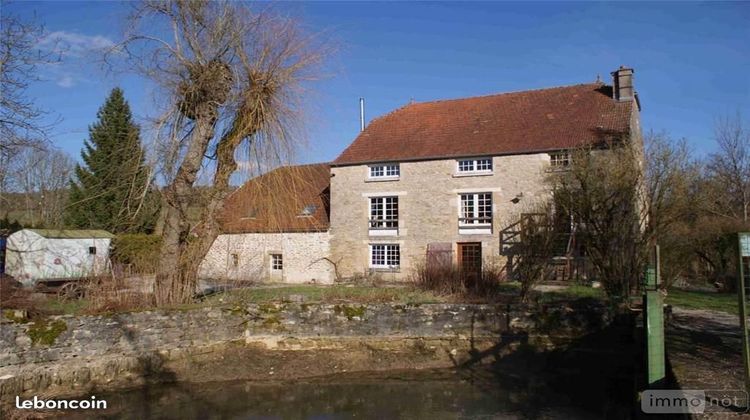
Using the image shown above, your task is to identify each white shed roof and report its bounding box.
[26,229,115,239]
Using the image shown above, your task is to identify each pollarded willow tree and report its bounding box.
[116,0,326,304]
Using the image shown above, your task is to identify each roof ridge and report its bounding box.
[408,82,606,107]
[356,82,606,135]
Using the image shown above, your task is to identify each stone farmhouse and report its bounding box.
[199,66,641,284]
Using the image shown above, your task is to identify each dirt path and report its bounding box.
[666,307,748,417]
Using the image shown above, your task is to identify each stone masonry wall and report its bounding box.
[329,154,553,280]
[198,232,333,284]
[0,302,610,399]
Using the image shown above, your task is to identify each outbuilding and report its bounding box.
[4,229,114,287]
[199,163,334,285]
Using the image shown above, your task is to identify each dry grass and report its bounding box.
[200,284,446,306]
[411,260,508,302]
[83,276,154,314]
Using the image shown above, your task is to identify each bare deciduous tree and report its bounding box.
[5,146,74,228]
[0,10,54,169]
[508,206,559,303]
[705,113,750,222]
[115,1,326,304]
[641,132,701,287]
[551,141,646,301]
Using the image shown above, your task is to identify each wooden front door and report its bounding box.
[457,242,482,284]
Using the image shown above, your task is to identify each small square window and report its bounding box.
[271,254,283,271]
[549,152,571,170]
[231,253,239,267]
[88,246,97,255]
[299,204,318,216]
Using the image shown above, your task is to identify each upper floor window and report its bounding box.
[369,196,399,230]
[459,193,492,228]
[370,244,400,269]
[299,204,318,217]
[368,163,400,180]
[549,152,571,170]
[243,207,258,219]
[457,158,492,174]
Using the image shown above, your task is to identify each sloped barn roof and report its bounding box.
[219,163,331,233]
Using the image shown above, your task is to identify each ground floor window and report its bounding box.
[370,244,400,268]
[271,254,283,271]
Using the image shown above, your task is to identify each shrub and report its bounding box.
[411,258,506,301]
[111,234,162,274]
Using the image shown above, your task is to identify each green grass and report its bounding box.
[539,284,606,303]
[496,281,521,294]
[201,284,448,306]
[666,288,739,315]
[40,298,90,316]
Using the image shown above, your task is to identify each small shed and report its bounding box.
[4,229,114,287]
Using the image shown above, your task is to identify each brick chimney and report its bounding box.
[611,66,634,101]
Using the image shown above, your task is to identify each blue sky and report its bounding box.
[7,1,750,166]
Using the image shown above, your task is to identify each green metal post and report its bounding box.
[737,233,750,395]
[644,245,665,387]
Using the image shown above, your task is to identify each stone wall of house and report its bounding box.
[198,232,334,284]
[0,301,611,399]
[329,154,553,280]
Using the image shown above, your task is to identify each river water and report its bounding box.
[61,366,627,419]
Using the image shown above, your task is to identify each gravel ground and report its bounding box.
[666,307,749,418]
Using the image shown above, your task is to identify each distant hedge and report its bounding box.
[111,234,162,274]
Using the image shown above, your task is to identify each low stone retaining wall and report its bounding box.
[0,302,610,399]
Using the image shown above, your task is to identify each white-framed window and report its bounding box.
[369,196,398,229]
[456,158,493,174]
[368,163,400,179]
[271,254,283,271]
[370,244,400,268]
[459,193,492,226]
[549,152,571,170]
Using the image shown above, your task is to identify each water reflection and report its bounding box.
[65,369,601,419]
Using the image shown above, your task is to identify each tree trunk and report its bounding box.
[153,75,273,306]
[154,108,217,305]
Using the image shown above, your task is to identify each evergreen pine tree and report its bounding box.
[66,88,158,233]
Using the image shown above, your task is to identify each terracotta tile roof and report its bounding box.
[219,163,330,233]
[333,83,634,165]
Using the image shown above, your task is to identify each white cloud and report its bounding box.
[38,30,115,57]
[56,75,75,88]
[36,31,114,89]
